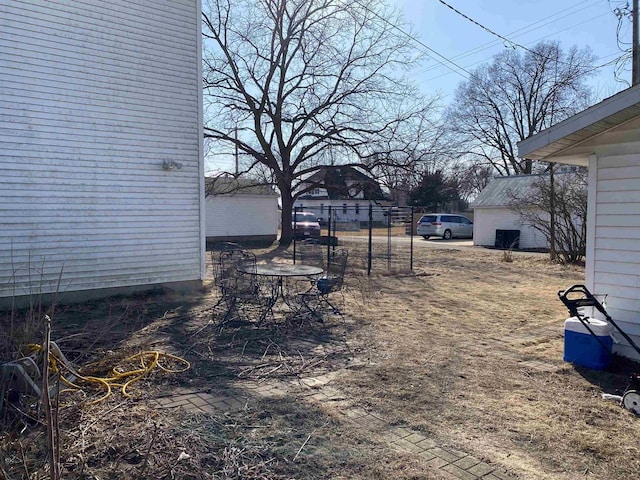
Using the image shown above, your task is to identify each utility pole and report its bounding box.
[634,0,639,85]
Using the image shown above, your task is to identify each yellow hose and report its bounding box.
[27,344,190,404]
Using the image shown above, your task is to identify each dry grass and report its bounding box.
[1,241,639,479]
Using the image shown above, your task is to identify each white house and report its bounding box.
[0,1,205,304]
[294,166,391,225]
[205,177,278,247]
[471,175,550,250]
[519,84,640,361]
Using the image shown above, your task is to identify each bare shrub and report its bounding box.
[508,167,587,264]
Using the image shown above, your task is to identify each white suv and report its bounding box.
[416,214,473,240]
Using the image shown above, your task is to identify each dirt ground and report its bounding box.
[2,240,640,479]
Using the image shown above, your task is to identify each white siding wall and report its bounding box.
[592,153,640,360]
[205,195,278,238]
[473,207,548,249]
[0,0,204,298]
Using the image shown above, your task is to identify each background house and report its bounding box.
[471,175,549,250]
[519,84,640,361]
[204,177,278,247]
[0,1,204,305]
[294,166,391,225]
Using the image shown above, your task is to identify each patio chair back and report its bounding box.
[218,249,258,299]
[322,248,348,293]
[297,238,324,269]
[211,243,243,287]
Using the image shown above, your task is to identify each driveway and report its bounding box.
[336,233,474,249]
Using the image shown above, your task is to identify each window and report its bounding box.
[355,204,360,215]
[343,204,347,214]
[293,212,318,222]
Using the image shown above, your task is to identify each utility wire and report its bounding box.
[351,0,472,79]
[436,0,617,71]
[426,0,603,69]
[437,0,535,54]
[419,9,610,77]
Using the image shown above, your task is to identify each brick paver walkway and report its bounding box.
[152,365,520,480]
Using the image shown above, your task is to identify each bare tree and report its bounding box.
[202,0,437,245]
[508,167,588,264]
[447,41,595,176]
[449,159,492,202]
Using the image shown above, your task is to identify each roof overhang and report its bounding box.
[518,84,640,165]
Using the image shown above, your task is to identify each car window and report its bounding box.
[441,215,455,223]
[293,212,318,222]
[419,215,437,223]
[460,217,471,225]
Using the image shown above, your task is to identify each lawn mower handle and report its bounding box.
[558,284,608,319]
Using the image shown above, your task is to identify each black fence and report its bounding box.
[293,205,422,275]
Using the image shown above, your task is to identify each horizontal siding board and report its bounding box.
[597,153,640,168]
[0,0,202,299]
[596,202,640,215]
[597,164,640,180]
[597,190,640,203]
[595,249,640,263]
[595,229,640,242]
[596,233,640,251]
[591,282,640,302]
[593,271,639,288]
[597,178,640,192]
[595,213,640,227]
[594,259,640,276]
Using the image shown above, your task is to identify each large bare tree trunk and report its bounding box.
[279,186,294,247]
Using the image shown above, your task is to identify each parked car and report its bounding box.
[293,211,321,239]
[416,214,473,240]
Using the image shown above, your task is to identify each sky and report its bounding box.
[392,0,631,103]
[206,0,632,174]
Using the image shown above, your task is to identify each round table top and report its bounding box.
[238,263,323,277]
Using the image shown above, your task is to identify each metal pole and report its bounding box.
[293,205,299,264]
[410,207,414,271]
[387,207,391,271]
[634,0,640,85]
[367,204,373,276]
[327,205,332,267]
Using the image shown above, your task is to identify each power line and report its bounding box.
[351,0,472,79]
[437,0,535,54]
[432,0,603,67]
[419,8,610,77]
[434,0,618,73]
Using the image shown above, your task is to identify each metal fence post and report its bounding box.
[410,206,414,271]
[293,205,299,264]
[327,205,332,267]
[387,206,392,271]
[367,204,373,276]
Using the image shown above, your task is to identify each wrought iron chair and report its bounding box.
[297,248,349,320]
[216,250,262,322]
[296,238,324,269]
[210,243,243,291]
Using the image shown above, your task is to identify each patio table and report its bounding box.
[237,263,323,321]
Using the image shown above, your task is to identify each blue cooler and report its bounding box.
[564,317,612,370]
